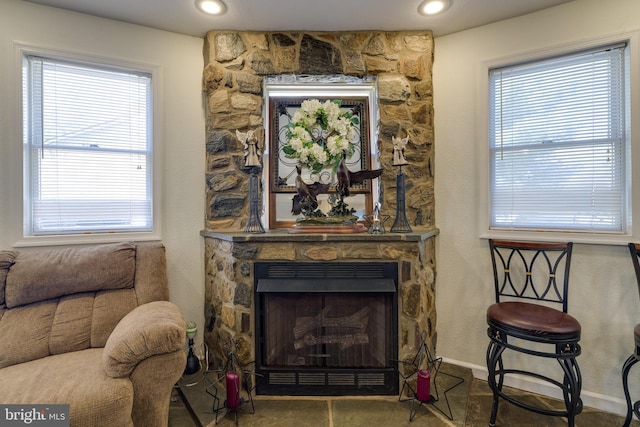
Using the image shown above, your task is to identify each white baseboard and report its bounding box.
[441,357,629,417]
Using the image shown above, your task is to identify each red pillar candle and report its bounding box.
[416,369,431,402]
[226,371,241,409]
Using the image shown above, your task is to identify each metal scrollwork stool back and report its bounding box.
[621,242,640,427]
[486,240,582,427]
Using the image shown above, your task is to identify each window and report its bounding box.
[488,43,629,234]
[23,54,153,236]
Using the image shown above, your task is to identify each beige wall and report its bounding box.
[0,0,206,343]
[435,0,640,415]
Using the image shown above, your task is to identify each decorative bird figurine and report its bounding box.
[292,166,330,215]
[336,151,383,197]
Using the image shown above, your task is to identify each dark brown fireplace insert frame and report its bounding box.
[254,261,399,396]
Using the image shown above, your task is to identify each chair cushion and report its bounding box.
[0,348,134,427]
[4,242,136,309]
[487,301,581,341]
[0,289,139,369]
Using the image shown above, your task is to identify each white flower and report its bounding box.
[298,147,310,163]
[283,98,358,172]
[311,143,328,165]
[324,101,341,119]
[326,136,339,156]
[289,137,303,153]
[291,110,306,124]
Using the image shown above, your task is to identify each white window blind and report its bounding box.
[24,55,153,235]
[489,44,628,233]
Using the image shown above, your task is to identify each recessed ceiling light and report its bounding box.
[418,0,451,16]
[195,0,227,15]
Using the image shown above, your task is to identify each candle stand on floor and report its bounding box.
[395,332,465,421]
[205,338,260,426]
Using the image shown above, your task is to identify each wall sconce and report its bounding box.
[195,0,227,15]
[418,0,451,15]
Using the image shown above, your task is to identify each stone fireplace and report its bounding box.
[201,30,436,395]
[202,231,438,396]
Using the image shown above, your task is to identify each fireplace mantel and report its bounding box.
[200,228,438,243]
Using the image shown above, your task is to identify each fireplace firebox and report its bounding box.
[254,261,398,396]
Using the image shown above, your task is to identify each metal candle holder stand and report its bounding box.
[390,166,412,233]
[395,332,464,421]
[206,338,261,426]
[365,203,389,234]
[244,166,265,234]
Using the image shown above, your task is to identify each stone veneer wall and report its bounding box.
[203,233,437,379]
[202,30,434,230]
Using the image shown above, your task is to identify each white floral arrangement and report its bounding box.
[283,99,359,172]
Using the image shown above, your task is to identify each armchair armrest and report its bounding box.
[103,301,186,378]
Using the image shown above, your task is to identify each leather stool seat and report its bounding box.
[487,301,581,342]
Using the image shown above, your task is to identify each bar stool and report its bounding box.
[486,240,582,427]
[622,243,640,427]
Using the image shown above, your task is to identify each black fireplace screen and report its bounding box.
[254,262,398,395]
[263,292,391,368]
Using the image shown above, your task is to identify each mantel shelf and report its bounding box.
[200,227,438,243]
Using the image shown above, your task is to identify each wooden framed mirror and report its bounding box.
[263,77,380,229]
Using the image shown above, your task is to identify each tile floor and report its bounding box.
[169,364,640,427]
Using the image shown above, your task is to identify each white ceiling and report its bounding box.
[24,0,574,38]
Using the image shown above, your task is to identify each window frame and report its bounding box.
[478,32,640,245]
[12,43,163,247]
